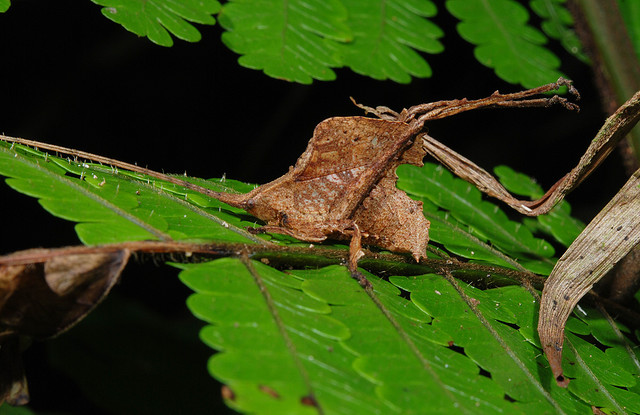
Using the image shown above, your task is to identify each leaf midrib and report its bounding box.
[4,146,173,242]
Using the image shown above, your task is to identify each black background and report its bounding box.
[0,1,630,413]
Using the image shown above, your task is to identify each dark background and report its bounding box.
[0,1,629,414]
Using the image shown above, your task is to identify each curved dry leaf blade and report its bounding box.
[422,90,640,216]
[538,168,640,387]
[0,248,129,339]
[0,248,129,406]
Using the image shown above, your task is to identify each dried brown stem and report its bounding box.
[422,89,640,216]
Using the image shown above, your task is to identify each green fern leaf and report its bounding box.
[179,258,640,414]
[0,0,9,13]
[337,0,443,83]
[619,0,640,60]
[421,205,526,271]
[219,0,351,84]
[493,165,585,247]
[529,0,589,63]
[397,162,556,274]
[91,0,220,47]
[445,0,563,88]
[3,138,638,413]
[392,276,640,413]
[0,142,261,245]
[0,405,35,414]
[179,259,388,414]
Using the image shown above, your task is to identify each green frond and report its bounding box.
[445,0,564,88]
[494,165,585,247]
[1,139,638,413]
[180,260,385,414]
[397,163,557,274]
[219,0,352,84]
[0,141,261,245]
[91,0,220,47]
[337,0,444,83]
[178,258,640,414]
[529,0,589,63]
[218,0,442,84]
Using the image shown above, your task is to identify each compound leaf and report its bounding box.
[91,0,220,47]
[337,0,444,83]
[529,0,589,63]
[493,165,585,247]
[219,0,351,84]
[0,141,261,245]
[1,137,638,414]
[445,0,563,88]
[397,162,557,274]
[179,259,382,415]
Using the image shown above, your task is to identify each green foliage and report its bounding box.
[80,0,585,86]
[529,0,589,63]
[0,405,35,415]
[0,143,261,246]
[331,0,443,83]
[398,163,562,274]
[0,0,9,13]
[445,0,563,88]
[493,165,585,247]
[219,0,444,84]
[2,135,637,414]
[219,0,351,83]
[178,258,640,414]
[91,0,220,46]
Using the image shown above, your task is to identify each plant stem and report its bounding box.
[570,0,640,168]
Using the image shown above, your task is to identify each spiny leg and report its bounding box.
[347,224,371,289]
[407,77,579,127]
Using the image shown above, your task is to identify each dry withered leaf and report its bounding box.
[538,167,640,387]
[423,89,640,216]
[217,116,431,262]
[0,78,577,267]
[0,248,129,338]
[0,248,129,405]
[208,78,578,263]
[421,89,640,387]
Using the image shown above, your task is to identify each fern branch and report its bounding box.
[442,271,568,414]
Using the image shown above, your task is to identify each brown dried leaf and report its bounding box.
[0,249,129,338]
[211,79,576,262]
[221,116,430,261]
[0,79,576,264]
[538,168,640,387]
[0,248,129,405]
[423,90,640,216]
